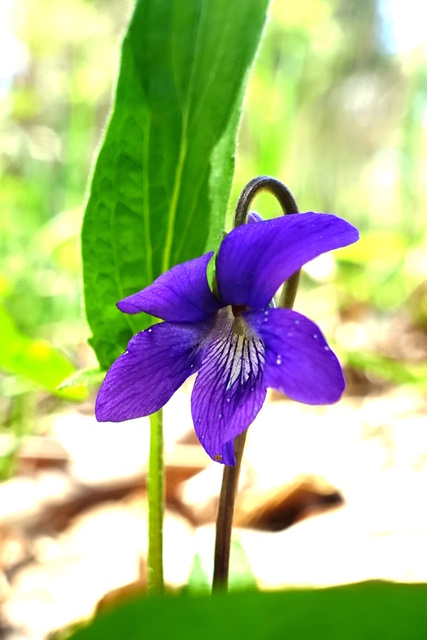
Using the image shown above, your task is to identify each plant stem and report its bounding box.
[212,176,301,592]
[147,408,164,592]
[212,431,247,590]
[233,175,300,310]
[233,175,299,227]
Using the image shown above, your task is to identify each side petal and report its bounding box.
[117,252,222,322]
[217,213,359,309]
[96,319,213,422]
[245,308,345,404]
[247,210,264,223]
[191,311,267,465]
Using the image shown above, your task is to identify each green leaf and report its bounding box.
[186,553,211,593]
[68,582,427,640]
[186,539,256,594]
[58,368,105,391]
[0,305,86,401]
[82,0,270,369]
[228,538,257,591]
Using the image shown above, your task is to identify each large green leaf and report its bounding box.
[82,0,269,369]
[0,305,85,401]
[69,582,427,640]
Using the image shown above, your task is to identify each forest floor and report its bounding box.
[1,377,427,639]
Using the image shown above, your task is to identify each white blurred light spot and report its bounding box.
[380,0,427,53]
[304,253,336,282]
[336,321,366,350]
[0,0,28,96]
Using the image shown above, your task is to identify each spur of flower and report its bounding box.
[96,212,358,465]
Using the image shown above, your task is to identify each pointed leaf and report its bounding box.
[82,0,269,369]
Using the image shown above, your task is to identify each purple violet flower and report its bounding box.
[96,212,358,465]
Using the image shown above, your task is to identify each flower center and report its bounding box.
[231,304,250,336]
[231,304,247,316]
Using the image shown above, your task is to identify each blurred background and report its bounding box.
[1,0,427,637]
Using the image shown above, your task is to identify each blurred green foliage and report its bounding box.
[0,0,133,453]
[1,0,427,450]
[69,581,427,640]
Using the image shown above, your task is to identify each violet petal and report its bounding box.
[217,213,359,309]
[117,252,222,321]
[96,318,213,422]
[245,308,345,404]
[191,310,267,464]
[247,211,264,223]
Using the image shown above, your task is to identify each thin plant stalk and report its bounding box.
[147,408,164,592]
[212,431,247,590]
[212,176,300,591]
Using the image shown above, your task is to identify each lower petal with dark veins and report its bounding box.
[191,311,266,465]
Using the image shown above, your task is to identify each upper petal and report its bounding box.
[96,318,213,422]
[217,213,359,309]
[117,252,222,322]
[191,309,267,465]
[245,308,345,404]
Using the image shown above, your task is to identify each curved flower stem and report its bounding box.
[212,430,247,590]
[212,176,301,592]
[233,175,299,227]
[147,408,164,592]
[234,175,300,309]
